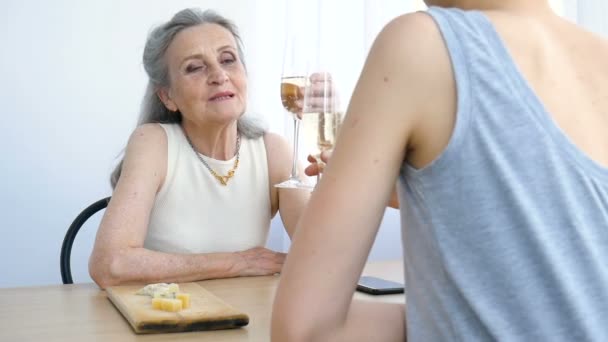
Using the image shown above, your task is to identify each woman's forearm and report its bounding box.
[89,248,241,289]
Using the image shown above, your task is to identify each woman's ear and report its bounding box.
[157,88,178,112]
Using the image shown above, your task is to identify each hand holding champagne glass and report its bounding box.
[301,72,343,183]
[277,0,345,188]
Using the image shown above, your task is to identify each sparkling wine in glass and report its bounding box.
[300,72,343,183]
[280,76,306,118]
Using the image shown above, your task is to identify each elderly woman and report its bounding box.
[89,8,309,289]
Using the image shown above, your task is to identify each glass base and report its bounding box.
[275,178,314,190]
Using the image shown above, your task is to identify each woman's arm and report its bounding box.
[265,132,310,239]
[305,152,400,209]
[89,124,284,289]
[272,12,455,341]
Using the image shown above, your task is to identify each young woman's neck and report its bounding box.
[181,120,239,160]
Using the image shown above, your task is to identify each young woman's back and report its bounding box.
[400,6,608,341]
[490,8,608,166]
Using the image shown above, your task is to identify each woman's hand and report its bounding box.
[304,150,332,177]
[304,72,338,113]
[235,247,286,276]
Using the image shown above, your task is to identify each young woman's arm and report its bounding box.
[272,11,456,341]
[306,152,401,209]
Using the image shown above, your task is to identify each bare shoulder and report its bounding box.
[566,17,608,57]
[369,11,447,77]
[126,123,167,152]
[123,123,168,167]
[263,131,291,181]
[353,11,455,161]
[378,11,441,43]
[263,131,291,163]
[362,11,453,113]
[118,123,168,191]
[263,131,289,145]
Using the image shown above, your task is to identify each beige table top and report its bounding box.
[0,260,404,342]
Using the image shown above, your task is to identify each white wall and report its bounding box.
[4,0,599,289]
[1,0,404,288]
[572,0,608,36]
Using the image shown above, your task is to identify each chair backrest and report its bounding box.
[60,196,111,284]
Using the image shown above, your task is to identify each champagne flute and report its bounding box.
[275,22,311,189]
[300,72,343,184]
[298,0,350,185]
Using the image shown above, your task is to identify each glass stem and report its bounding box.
[315,151,322,187]
[290,118,300,180]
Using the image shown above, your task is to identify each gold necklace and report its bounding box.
[184,130,241,186]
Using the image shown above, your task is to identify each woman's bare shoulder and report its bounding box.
[127,123,167,149]
[361,11,455,155]
[370,11,449,82]
[263,132,293,177]
[119,123,168,186]
[263,132,290,156]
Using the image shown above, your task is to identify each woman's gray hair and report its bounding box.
[111,8,266,188]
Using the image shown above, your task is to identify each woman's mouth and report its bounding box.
[209,92,235,101]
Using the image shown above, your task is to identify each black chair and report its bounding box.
[60,196,111,284]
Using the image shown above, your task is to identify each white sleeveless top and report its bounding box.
[144,123,271,254]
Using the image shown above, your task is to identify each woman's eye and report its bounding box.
[221,54,236,64]
[186,65,203,73]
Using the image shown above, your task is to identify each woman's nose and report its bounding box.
[207,65,228,85]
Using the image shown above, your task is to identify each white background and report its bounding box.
[0,0,602,288]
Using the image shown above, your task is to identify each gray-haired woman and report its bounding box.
[89,8,308,289]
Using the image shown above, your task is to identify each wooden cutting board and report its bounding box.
[106,282,249,334]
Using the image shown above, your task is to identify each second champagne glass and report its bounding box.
[300,72,343,184]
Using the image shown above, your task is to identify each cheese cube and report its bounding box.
[176,293,190,309]
[160,298,183,312]
[151,297,163,310]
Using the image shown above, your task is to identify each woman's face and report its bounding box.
[161,23,247,125]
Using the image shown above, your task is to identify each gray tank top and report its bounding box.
[399,7,608,341]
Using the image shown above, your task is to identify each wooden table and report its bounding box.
[0,260,404,341]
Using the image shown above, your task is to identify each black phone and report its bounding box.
[356,276,405,295]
